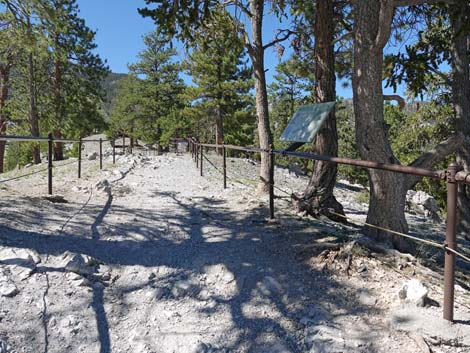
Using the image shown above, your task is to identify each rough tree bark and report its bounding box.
[248,0,273,194]
[53,37,64,161]
[215,52,224,155]
[352,0,463,252]
[450,4,470,238]
[295,0,345,221]
[0,63,10,173]
[215,105,223,152]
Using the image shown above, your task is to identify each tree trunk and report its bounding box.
[352,1,411,252]
[28,52,41,164]
[249,0,272,194]
[215,53,224,155]
[215,105,224,154]
[53,128,63,161]
[0,65,9,173]
[296,0,345,221]
[351,1,464,252]
[53,50,64,161]
[450,4,470,238]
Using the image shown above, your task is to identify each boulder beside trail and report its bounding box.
[406,190,441,223]
[63,253,98,276]
[87,152,98,161]
[398,279,429,307]
[0,270,19,298]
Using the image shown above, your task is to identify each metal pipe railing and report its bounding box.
[189,137,470,323]
[0,135,111,143]
[274,150,446,181]
[0,133,125,193]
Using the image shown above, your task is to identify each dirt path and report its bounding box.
[0,152,468,353]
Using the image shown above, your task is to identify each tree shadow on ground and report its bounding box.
[0,185,384,353]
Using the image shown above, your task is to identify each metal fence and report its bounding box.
[188,137,470,323]
[1,133,468,322]
[0,133,133,194]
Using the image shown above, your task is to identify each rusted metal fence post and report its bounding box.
[99,138,103,170]
[48,133,53,195]
[200,144,203,176]
[122,135,125,153]
[112,139,116,164]
[269,144,275,219]
[196,143,199,168]
[444,163,460,322]
[78,137,82,178]
[223,144,227,189]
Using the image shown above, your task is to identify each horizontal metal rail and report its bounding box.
[274,150,448,182]
[224,144,268,154]
[0,135,110,143]
[456,171,470,184]
[189,137,470,322]
[190,139,451,183]
[198,142,268,154]
[81,139,110,142]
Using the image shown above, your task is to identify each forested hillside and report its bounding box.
[0,0,108,171]
[101,72,128,118]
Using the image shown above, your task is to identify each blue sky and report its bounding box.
[76,0,405,99]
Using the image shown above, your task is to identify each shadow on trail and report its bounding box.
[0,185,382,352]
[92,284,110,353]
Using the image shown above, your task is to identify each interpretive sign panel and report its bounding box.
[279,102,336,143]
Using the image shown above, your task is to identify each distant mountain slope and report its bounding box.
[102,72,128,118]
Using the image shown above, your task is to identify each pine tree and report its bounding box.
[269,56,314,142]
[139,0,292,193]
[38,0,108,159]
[1,0,108,168]
[184,10,254,151]
[109,31,185,148]
[0,13,16,172]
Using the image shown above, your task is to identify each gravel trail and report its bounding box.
[0,151,469,353]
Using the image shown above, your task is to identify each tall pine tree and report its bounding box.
[184,10,254,152]
[109,31,185,148]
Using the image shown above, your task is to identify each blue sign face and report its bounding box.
[279,102,336,143]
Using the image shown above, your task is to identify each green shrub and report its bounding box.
[5,142,34,171]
